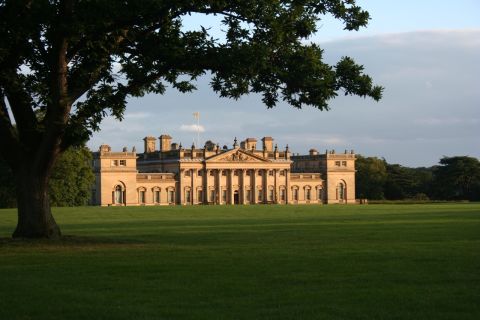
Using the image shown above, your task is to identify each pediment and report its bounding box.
[206,149,269,163]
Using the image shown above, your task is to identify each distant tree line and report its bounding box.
[356,156,480,201]
[0,147,94,208]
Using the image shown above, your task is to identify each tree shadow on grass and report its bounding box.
[0,235,147,250]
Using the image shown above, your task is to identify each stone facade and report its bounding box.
[92,135,356,206]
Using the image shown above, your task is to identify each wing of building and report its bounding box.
[92,135,356,206]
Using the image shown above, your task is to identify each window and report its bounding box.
[112,160,119,166]
[234,170,239,176]
[337,183,345,200]
[335,161,341,167]
[154,190,160,203]
[139,190,146,204]
[246,170,251,176]
[318,188,322,200]
[258,190,263,202]
[185,170,191,177]
[342,161,347,167]
[119,160,126,166]
[269,170,274,176]
[168,189,175,203]
[280,170,286,176]
[198,170,203,177]
[280,189,286,201]
[246,190,251,202]
[293,189,299,201]
[210,190,215,202]
[258,171,263,176]
[222,190,227,203]
[306,189,311,201]
[114,185,123,204]
[268,189,274,201]
[210,170,215,176]
[185,190,191,203]
[198,190,203,203]
[222,170,227,176]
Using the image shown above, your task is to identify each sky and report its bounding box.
[88,1,480,167]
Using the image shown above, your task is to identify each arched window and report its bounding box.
[337,182,345,201]
[305,187,311,201]
[114,185,123,204]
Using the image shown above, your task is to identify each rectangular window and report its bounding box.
[210,190,215,202]
[210,170,215,176]
[198,170,203,177]
[318,189,322,200]
[222,190,227,203]
[185,170,191,177]
[112,160,119,166]
[139,190,146,204]
[185,190,191,203]
[155,190,160,203]
[246,170,251,176]
[234,170,239,176]
[268,189,274,201]
[246,190,251,202]
[306,189,311,201]
[335,161,341,166]
[198,190,203,203]
[280,170,285,176]
[342,161,347,166]
[168,190,175,203]
[119,160,126,166]
[258,171,262,176]
[269,170,274,176]
[280,189,286,201]
[222,170,227,176]
[258,190,263,202]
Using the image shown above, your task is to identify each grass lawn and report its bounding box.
[0,204,479,320]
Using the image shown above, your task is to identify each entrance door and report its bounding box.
[234,191,239,204]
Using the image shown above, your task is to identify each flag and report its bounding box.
[193,112,200,120]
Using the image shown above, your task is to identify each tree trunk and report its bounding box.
[12,167,61,239]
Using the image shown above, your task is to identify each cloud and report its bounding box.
[180,124,206,133]
[88,29,480,167]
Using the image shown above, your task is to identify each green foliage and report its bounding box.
[432,156,480,201]
[0,147,95,208]
[355,155,387,199]
[1,204,479,319]
[0,0,383,153]
[48,147,95,207]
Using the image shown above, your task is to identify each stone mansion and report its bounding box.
[92,135,356,206]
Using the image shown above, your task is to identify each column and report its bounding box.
[241,169,246,204]
[179,169,185,205]
[263,169,267,204]
[274,169,278,204]
[228,169,234,204]
[252,169,257,204]
[215,169,221,205]
[204,169,209,204]
[191,169,196,205]
[285,169,290,204]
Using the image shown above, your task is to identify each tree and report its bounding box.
[0,146,95,208]
[0,1,382,238]
[48,146,95,207]
[355,155,387,200]
[432,156,480,201]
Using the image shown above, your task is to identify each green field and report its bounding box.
[1,204,479,320]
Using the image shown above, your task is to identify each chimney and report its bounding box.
[245,138,257,151]
[261,137,274,152]
[143,136,156,153]
[159,134,172,152]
